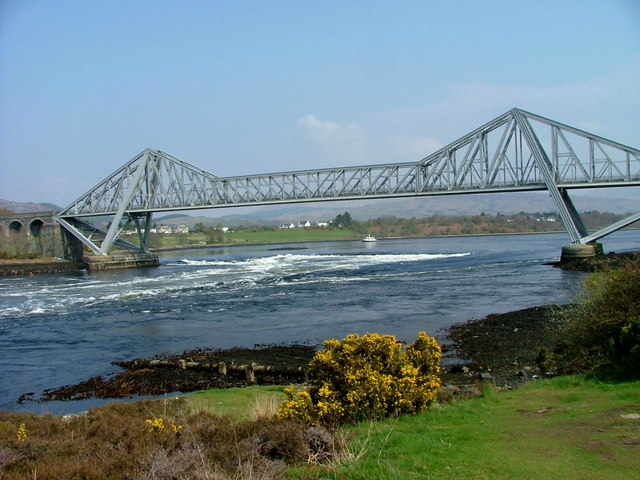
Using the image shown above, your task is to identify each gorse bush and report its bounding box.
[555,259,640,379]
[277,332,441,426]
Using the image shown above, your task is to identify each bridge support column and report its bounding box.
[560,243,604,262]
[61,226,85,262]
[84,252,159,271]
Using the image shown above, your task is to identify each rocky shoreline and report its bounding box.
[0,258,86,276]
[18,344,315,403]
[552,249,640,272]
[19,305,566,404]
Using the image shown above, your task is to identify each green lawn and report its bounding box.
[186,385,286,420]
[300,376,640,480]
[227,228,358,244]
[182,376,640,479]
[148,228,359,249]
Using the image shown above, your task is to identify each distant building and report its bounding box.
[158,225,172,234]
[316,221,330,227]
[175,225,189,234]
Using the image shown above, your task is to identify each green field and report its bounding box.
[186,385,286,420]
[150,228,359,249]
[307,376,640,480]
[227,228,358,244]
[182,376,640,480]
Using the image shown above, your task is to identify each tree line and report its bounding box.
[333,210,633,238]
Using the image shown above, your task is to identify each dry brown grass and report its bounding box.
[0,397,341,479]
[249,395,282,421]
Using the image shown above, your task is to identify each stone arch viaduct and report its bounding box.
[0,211,72,258]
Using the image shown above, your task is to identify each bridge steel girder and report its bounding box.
[511,108,589,243]
[56,108,640,254]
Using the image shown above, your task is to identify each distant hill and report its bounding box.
[3,187,636,226]
[155,213,191,222]
[150,190,639,227]
[0,199,61,214]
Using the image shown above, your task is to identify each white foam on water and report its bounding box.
[1,251,472,317]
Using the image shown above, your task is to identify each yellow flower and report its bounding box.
[145,418,165,432]
[17,423,27,442]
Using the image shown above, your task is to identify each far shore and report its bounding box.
[151,228,572,252]
[137,226,639,253]
[1,229,637,276]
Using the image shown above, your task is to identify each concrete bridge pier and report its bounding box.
[61,229,159,270]
[560,242,604,262]
[84,252,160,271]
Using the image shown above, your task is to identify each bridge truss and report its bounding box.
[57,108,640,255]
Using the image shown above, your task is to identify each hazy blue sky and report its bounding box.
[1,0,639,206]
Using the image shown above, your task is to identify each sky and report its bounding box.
[1,0,639,207]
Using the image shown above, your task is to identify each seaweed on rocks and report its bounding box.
[22,344,316,403]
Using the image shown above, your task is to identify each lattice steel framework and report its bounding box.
[57,108,640,254]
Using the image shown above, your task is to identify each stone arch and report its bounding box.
[30,219,45,237]
[9,220,23,233]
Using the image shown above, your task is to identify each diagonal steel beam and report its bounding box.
[99,152,149,254]
[580,211,640,244]
[512,108,589,243]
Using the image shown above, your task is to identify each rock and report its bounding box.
[620,413,640,419]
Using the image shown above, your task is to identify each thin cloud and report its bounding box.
[369,63,640,151]
[385,135,444,161]
[298,114,367,165]
[298,114,340,138]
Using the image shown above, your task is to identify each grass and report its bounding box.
[227,228,358,244]
[185,384,286,420]
[148,228,359,249]
[300,376,640,480]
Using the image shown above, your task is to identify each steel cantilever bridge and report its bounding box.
[56,108,640,256]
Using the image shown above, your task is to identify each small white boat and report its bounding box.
[362,234,377,242]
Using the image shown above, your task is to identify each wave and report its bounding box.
[0,251,472,318]
[171,252,471,268]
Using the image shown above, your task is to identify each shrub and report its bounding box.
[555,259,640,379]
[277,332,441,426]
